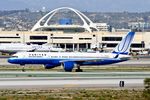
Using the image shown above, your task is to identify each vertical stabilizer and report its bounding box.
[112,31,135,55]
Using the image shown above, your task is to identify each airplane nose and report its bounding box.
[8,58,17,64]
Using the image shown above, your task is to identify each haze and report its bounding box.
[0,0,150,12]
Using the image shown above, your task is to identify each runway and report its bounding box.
[0,71,148,89]
[0,78,143,89]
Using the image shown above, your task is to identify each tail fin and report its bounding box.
[112,31,135,55]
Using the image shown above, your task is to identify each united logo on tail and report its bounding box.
[112,31,135,55]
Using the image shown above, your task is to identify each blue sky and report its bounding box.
[0,0,150,12]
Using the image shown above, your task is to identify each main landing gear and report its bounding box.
[75,65,83,72]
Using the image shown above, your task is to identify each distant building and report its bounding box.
[41,7,46,12]
[0,31,148,52]
[0,28,4,31]
[128,22,150,31]
[114,28,131,32]
[93,23,110,32]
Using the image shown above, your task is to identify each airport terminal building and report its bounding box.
[0,7,149,52]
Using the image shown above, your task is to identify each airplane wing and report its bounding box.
[59,58,117,64]
[59,58,120,72]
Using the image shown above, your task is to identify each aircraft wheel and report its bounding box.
[75,69,83,72]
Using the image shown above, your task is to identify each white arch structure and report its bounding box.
[31,7,99,32]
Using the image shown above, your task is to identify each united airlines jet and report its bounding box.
[8,31,135,72]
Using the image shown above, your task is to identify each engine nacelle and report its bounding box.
[63,61,75,72]
[44,64,58,69]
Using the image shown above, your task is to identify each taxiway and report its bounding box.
[0,71,148,89]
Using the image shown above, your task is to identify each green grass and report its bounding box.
[0,89,147,100]
[0,65,150,72]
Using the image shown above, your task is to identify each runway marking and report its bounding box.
[64,84,79,88]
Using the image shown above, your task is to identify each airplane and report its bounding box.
[35,44,65,52]
[0,43,37,55]
[0,43,65,55]
[8,31,135,72]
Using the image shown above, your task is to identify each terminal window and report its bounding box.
[30,36,47,40]
[51,37,73,39]
[102,37,122,41]
[79,38,92,40]
[0,37,20,38]
[106,43,118,47]
[131,43,145,48]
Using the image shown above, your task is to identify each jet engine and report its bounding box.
[63,61,75,72]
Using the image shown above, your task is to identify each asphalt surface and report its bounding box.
[0,78,143,89]
[0,71,148,89]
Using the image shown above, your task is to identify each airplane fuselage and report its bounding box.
[8,52,130,66]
